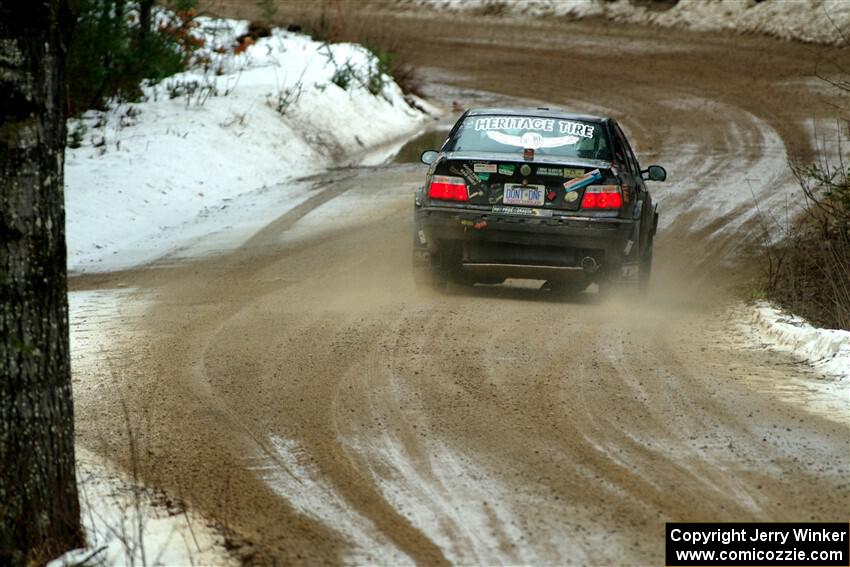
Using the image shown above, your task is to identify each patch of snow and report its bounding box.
[254,431,615,564]
[633,0,850,45]
[646,95,796,243]
[274,169,414,246]
[749,300,850,380]
[346,432,550,564]
[248,436,412,564]
[346,429,639,563]
[48,447,234,567]
[732,301,849,425]
[68,287,153,401]
[65,17,432,274]
[401,0,605,18]
[399,0,850,45]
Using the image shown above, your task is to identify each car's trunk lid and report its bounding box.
[433,152,619,212]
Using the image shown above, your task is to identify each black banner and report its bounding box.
[666,523,849,566]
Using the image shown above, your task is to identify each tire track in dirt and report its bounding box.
[74,166,849,563]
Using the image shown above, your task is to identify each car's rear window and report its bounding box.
[445,114,611,161]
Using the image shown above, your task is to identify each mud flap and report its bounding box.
[620,203,643,285]
[413,247,453,290]
[413,240,437,279]
[651,204,659,238]
[601,202,643,294]
[412,248,430,269]
[412,214,441,288]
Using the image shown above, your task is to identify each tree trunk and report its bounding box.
[138,0,154,45]
[0,1,83,565]
[115,0,126,25]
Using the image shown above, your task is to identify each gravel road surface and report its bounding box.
[71,12,849,565]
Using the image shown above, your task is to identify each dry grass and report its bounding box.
[758,147,850,330]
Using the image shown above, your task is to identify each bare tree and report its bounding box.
[0,1,84,565]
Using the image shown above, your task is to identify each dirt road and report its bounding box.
[71,13,849,565]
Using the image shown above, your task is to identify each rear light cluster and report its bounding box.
[427,174,622,209]
[428,175,468,202]
[581,185,622,209]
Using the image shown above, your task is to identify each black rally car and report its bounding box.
[412,108,667,294]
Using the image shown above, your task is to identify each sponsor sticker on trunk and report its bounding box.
[492,205,553,217]
[563,167,584,178]
[563,169,602,193]
[473,163,497,173]
[498,164,515,176]
[537,167,564,177]
[450,164,482,188]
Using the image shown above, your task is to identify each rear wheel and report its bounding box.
[413,258,449,292]
[413,265,446,292]
[597,249,653,298]
[413,247,457,292]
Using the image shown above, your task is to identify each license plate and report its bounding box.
[503,183,545,206]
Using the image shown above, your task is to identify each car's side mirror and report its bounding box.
[641,165,667,182]
[420,150,439,165]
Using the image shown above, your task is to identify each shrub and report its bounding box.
[331,63,356,91]
[365,47,392,96]
[67,122,86,149]
[761,154,850,330]
[390,62,425,100]
[66,0,201,115]
[268,83,303,116]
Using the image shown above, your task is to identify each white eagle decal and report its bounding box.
[485,130,580,149]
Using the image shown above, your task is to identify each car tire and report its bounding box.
[413,248,453,292]
[413,266,446,292]
[450,269,477,287]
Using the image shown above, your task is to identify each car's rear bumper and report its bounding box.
[414,206,637,280]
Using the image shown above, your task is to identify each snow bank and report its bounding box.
[750,300,850,379]
[736,301,848,424]
[399,0,850,46]
[48,447,234,567]
[627,0,850,45]
[65,17,430,273]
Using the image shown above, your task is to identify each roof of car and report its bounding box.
[466,107,608,123]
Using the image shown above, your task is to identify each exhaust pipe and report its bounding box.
[580,256,598,273]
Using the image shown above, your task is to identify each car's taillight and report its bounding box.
[581,185,622,209]
[428,175,468,202]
